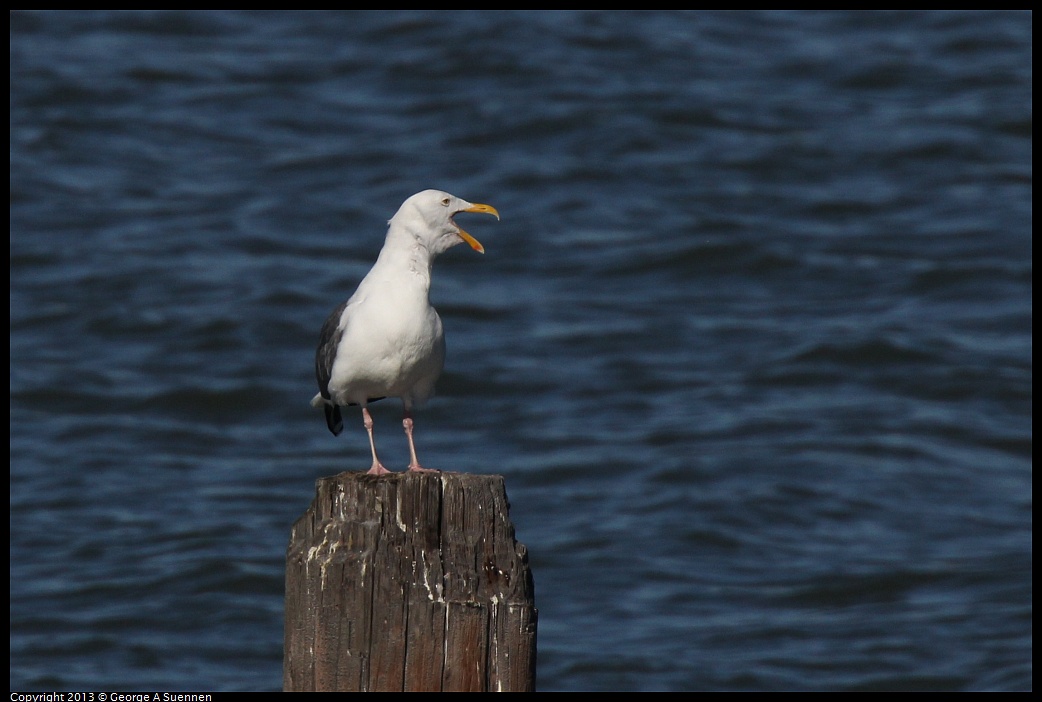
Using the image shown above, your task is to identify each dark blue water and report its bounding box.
[10,10,1031,691]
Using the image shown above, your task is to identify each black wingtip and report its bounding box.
[325,405,343,436]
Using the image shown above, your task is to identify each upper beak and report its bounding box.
[457,203,500,254]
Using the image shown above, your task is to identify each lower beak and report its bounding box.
[458,229,485,254]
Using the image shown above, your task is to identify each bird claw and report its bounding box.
[367,463,392,476]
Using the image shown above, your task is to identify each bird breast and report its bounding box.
[329,286,446,405]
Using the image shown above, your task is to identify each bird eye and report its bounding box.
[441,197,451,207]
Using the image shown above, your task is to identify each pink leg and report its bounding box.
[362,407,391,476]
[403,410,437,473]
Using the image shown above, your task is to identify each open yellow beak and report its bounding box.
[457,203,500,254]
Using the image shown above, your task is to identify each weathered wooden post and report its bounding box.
[284,471,537,691]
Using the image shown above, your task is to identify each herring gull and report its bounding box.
[311,189,499,475]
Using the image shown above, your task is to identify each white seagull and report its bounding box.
[311,189,499,475]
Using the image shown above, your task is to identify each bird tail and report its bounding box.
[311,392,343,436]
[324,404,343,436]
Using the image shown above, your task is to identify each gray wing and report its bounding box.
[315,300,349,435]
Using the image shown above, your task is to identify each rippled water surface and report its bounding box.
[10,10,1031,691]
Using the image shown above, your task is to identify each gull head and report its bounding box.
[391,189,500,257]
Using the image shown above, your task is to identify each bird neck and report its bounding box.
[374,235,434,291]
